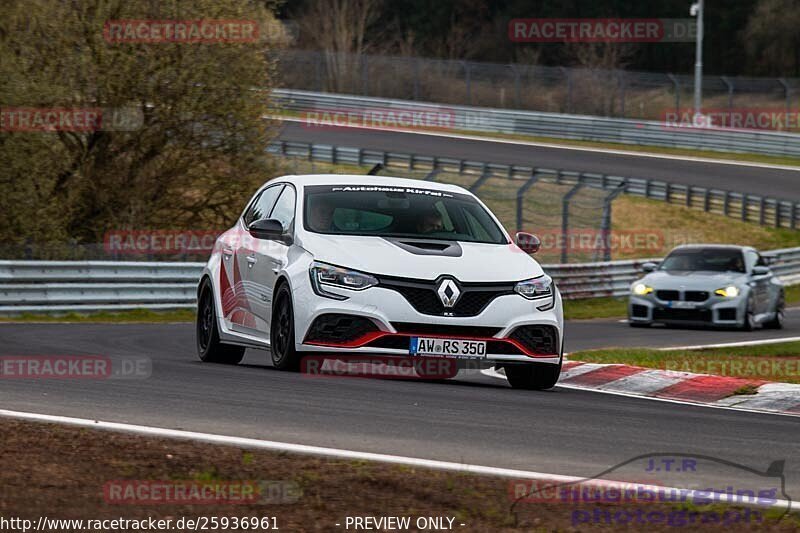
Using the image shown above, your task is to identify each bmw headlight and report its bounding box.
[515,275,554,310]
[310,261,378,300]
[632,283,654,296]
[714,285,740,298]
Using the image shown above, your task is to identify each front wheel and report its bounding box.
[504,361,562,390]
[196,280,245,364]
[764,294,785,330]
[270,283,300,371]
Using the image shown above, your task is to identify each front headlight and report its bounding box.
[714,285,740,298]
[310,261,378,300]
[514,275,554,301]
[632,283,654,296]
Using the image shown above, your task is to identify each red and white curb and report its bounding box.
[485,362,800,416]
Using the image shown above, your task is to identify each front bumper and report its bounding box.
[292,278,564,366]
[629,292,747,327]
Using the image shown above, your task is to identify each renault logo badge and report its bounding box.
[437,278,461,308]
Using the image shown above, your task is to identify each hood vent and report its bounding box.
[384,238,463,257]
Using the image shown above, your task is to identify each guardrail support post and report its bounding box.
[425,168,442,181]
[741,195,749,222]
[667,74,680,114]
[470,166,493,193]
[516,172,539,232]
[366,163,383,175]
[561,183,584,263]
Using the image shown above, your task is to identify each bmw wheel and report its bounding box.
[764,293,785,330]
[741,295,757,331]
[271,283,300,371]
[196,279,245,364]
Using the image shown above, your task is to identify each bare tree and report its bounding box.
[296,0,382,92]
[743,0,800,76]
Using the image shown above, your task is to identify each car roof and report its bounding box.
[669,244,755,253]
[267,174,471,195]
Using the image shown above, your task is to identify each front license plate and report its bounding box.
[409,337,487,358]
[668,301,697,309]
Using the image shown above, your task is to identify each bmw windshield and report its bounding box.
[659,248,746,273]
[302,185,508,245]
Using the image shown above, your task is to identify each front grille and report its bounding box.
[377,275,515,317]
[631,304,649,318]
[508,325,559,355]
[656,290,680,301]
[685,291,710,302]
[718,308,737,321]
[653,308,712,322]
[391,322,502,337]
[304,314,379,344]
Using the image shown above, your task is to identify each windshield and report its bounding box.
[303,184,508,245]
[659,248,746,273]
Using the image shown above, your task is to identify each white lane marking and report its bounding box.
[657,336,800,351]
[597,369,690,394]
[481,369,800,418]
[0,408,791,511]
[555,383,800,419]
[274,116,800,171]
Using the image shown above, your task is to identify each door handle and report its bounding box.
[246,255,257,267]
[222,247,233,259]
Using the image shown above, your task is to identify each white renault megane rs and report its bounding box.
[196,174,564,389]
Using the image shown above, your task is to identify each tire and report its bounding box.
[270,283,300,371]
[764,294,785,330]
[196,279,245,364]
[741,296,757,331]
[504,361,562,390]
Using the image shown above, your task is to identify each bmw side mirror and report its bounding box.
[248,218,284,240]
[642,262,658,273]
[752,265,771,276]
[515,232,541,254]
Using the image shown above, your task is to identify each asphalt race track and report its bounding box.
[278,122,800,201]
[3,314,799,494]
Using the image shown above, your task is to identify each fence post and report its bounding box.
[667,74,680,114]
[462,61,472,105]
[600,184,627,261]
[361,54,369,95]
[561,67,573,113]
[413,57,420,100]
[516,172,539,232]
[778,79,791,118]
[561,183,584,263]
[720,76,734,110]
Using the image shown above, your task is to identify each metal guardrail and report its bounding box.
[2,250,800,313]
[272,89,800,158]
[268,139,799,230]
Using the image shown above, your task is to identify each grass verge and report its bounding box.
[571,341,800,384]
[0,308,195,323]
[1,418,795,531]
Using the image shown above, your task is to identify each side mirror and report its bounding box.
[642,262,658,273]
[515,232,541,254]
[248,218,284,240]
[752,265,771,276]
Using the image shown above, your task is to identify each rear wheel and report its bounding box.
[196,280,245,364]
[271,283,300,371]
[504,361,562,390]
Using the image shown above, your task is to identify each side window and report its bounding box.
[269,186,297,232]
[744,250,759,273]
[243,185,283,226]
